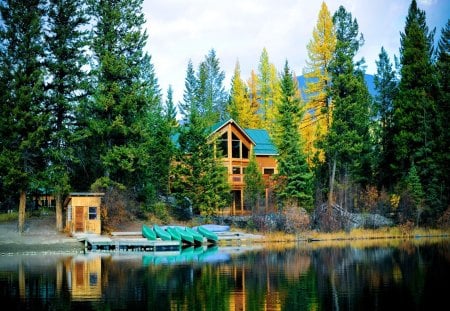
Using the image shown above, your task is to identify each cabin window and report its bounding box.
[218,132,228,157]
[88,207,97,220]
[232,133,240,158]
[263,168,275,175]
[232,167,241,174]
[242,143,249,159]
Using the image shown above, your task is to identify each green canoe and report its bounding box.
[166,226,182,241]
[175,227,195,245]
[197,226,219,244]
[185,227,204,245]
[153,224,172,241]
[142,224,157,240]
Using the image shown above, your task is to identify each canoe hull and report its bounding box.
[197,226,219,244]
[142,225,157,240]
[153,224,172,241]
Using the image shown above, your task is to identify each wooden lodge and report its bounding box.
[64,192,104,235]
[179,119,277,215]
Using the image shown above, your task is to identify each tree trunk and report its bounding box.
[56,193,63,232]
[18,190,26,234]
[328,156,337,208]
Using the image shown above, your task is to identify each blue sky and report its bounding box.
[142,0,449,104]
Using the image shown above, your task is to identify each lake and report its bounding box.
[1,238,449,310]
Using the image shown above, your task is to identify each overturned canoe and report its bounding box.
[185,227,204,245]
[142,224,157,240]
[153,224,172,241]
[175,227,195,245]
[166,226,182,241]
[197,226,219,244]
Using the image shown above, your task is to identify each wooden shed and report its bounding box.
[65,193,104,235]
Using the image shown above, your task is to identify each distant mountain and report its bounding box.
[297,74,377,98]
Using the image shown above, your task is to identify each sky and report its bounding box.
[142,0,449,104]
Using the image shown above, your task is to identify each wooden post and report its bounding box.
[56,193,63,232]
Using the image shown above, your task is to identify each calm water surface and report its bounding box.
[1,238,449,310]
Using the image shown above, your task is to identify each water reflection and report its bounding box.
[0,239,448,310]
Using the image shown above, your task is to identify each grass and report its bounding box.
[0,211,18,222]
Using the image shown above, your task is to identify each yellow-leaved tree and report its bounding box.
[302,1,336,165]
[257,48,281,134]
[228,61,261,128]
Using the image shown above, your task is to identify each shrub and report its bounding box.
[283,205,310,233]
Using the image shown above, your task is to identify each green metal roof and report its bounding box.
[244,128,278,156]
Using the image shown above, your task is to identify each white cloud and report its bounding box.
[143,0,449,104]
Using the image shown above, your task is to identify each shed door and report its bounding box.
[75,206,85,232]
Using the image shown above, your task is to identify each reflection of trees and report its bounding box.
[0,242,448,310]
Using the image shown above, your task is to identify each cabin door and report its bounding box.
[75,206,85,232]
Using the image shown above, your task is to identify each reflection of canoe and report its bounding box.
[142,224,157,240]
[153,224,172,241]
[166,227,182,241]
[175,227,195,245]
[197,226,218,244]
[185,227,204,245]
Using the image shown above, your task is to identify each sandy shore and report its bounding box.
[0,216,85,254]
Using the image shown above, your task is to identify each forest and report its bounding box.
[0,0,448,233]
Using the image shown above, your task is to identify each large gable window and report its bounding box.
[231,133,249,159]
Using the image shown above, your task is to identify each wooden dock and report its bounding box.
[77,235,180,252]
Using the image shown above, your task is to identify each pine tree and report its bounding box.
[275,62,313,211]
[0,0,47,233]
[228,61,260,128]
[44,0,89,231]
[373,47,398,189]
[393,0,439,221]
[88,0,161,199]
[325,6,372,209]
[302,1,336,164]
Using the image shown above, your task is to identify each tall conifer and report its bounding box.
[0,0,47,232]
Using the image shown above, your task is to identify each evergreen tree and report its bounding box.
[172,108,230,217]
[87,0,161,200]
[325,6,372,209]
[275,62,313,211]
[228,61,260,128]
[44,0,89,231]
[435,20,450,217]
[197,49,228,125]
[373,47,398,189]
[302,1,336,164]
[179,60,198,124]
[0,0,47,232]
[164,85,178,130]
[244,152,265,212]
[393,0,439,221]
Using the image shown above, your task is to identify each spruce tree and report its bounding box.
[88,0,161,200]
[197,49,228,125]
[275,62,313,211]
[44,0,89,230]
[434,20,450,218]
[373,47,398,189]
[393,0,439,221]
[244,152,265,212]
[325,6,372,209]
[0,0,47,232]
